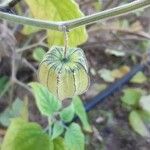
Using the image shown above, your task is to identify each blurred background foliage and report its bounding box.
[0,0,150,150]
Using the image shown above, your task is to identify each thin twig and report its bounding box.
[0,0,149,31]
[22,58,37,73]
[16,35,48,53]
[9,0,22,8]
[0,81,11,99]
[15,79,31,92]
[17,43,40,53]
[63,26,69,58]
[9,47,16,102]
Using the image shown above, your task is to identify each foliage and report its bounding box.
[121,88,142,107]
[99,65,130,82]
[72,96,92,132]
[23,0,88,47]
[130,71,147,84]
[0,76,9,96]
[1,91,90,150]
[0,98,25,127]
[121,88,150,137]
[129,111,150,138]
[33,47,46,62]
[29,82,61,116]
[64,123,85,150]
[1,0,150,149]
[1,118,52,150]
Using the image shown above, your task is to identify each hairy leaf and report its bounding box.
[1,118,52,150]
[53,137,66,150]
[51,122,64,140]
[73,96,92,132]
[65,123,84,150]
[29,82,61,116]
[60,103,75,122]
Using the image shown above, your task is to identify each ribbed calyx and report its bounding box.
[38,46,90,100]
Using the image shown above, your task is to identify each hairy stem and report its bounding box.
[65,0,150,30]
[0,0,149,31]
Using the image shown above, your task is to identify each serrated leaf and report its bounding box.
[1,118,53,150]
[53,137,66,150]
[60,103,75,123]
[33,47,46,62]
[139,95,150,114]
[0,98,24,127]
[130,71,147,84]
[24,0,88,47]
[121,88,142,107]
[65,123,84,150]
[129,111,150,138]
[51,122,64,140]
[73,96,92,132]
[29,82,61,116]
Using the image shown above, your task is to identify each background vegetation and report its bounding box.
[0,0,150,149]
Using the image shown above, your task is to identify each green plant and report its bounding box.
[0,0,150,149]
[1,83,91,150]
[121,88,150,138]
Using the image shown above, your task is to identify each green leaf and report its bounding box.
[1,118,53,150]
[65,123,84,150]
[33,47,46,62]
[139,95,150,114]
[51,122,64,140]
[60,103,75,123]
[73,96,92,132]
[20,96,29,121]
[98,69,115,82]
[53,137,66,150]
[138,110,150,123]
[29,82,61,116]
[121,88,142,107]
[0,98,24,127]
[129,111,150,138]
[24,0,88,47]
[0,76,9,95]
[130,71,147,84]
[105,49,125,57]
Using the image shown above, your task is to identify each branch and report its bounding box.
[0,0,22,13]
[0,0,22,7]
[66,0,150,30]
[9,0,22,8]
[0,0,149,32]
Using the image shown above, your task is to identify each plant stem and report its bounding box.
[63,26,69,58]
[0,0,149,31]
[65,0,150,30]
[9,0,22,8]
[48,117,53,136]
[0,11,62,31]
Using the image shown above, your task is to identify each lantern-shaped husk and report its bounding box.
[38,46,90,100]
